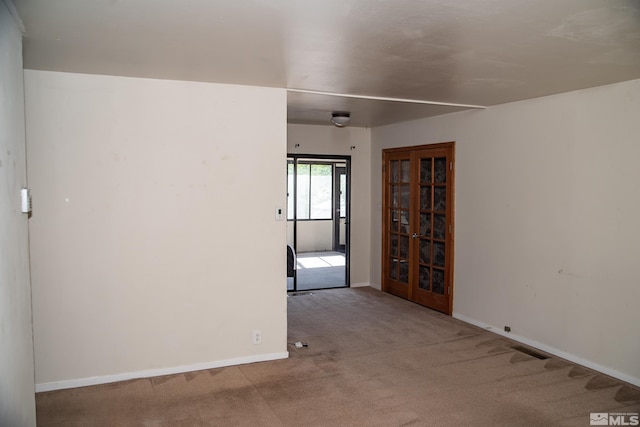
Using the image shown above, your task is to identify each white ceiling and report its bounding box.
[13,0,640,127]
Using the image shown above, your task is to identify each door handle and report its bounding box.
[411,233,419,239]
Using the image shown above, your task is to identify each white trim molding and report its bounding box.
[35,352,289,393]
[1,0,25,33]
[350,282,371,288]
[287,88,487,109]
[453,312,640,388]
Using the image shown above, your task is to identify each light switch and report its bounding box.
[275,207,284,221]
[21,188,32,214]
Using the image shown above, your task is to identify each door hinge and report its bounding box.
[449,224,452,233]
[450,161,453,170]
[448,286,451,295]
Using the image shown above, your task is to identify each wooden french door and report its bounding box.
[382,142,454,314]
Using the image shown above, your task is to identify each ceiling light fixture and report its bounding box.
[331,112,351,127]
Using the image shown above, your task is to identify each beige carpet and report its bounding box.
[36,287,640,426]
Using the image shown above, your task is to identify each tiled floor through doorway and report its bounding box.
[287,251,346,291]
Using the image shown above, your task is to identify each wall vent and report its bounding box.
[511,345,549,360]
[289,292,314,297]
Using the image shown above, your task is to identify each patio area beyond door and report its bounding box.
[287,155,350,291]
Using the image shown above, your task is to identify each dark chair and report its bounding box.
[287,245,296,277]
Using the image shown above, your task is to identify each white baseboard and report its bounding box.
[35,351,289,393]
[350,282,370,288]
[453,312,640,388]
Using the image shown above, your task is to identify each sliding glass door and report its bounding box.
[287,155,350,291]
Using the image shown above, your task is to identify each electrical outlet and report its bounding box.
[504,326,511,332]
[253,329,262,345]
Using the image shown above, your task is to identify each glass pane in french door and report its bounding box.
[418,156,447,295]
[387,158,410,285]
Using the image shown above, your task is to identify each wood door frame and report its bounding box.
[333,165,347,253]
[381,142,455,315]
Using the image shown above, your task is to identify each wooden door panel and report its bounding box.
[382,143,454,315]
[382,152,412,300]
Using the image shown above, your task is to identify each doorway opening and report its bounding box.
[287,155,350,292]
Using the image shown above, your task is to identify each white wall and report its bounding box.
[288,124,371,287]
[287,220,333,253]
[25,70,288,389]
[371,79,640,386]
[0,1,36,425]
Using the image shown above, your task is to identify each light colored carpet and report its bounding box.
[36,287,640,426]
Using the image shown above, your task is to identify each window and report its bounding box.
[287,162,333,220]
[340,173,346,218]
[287,161,294,220]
